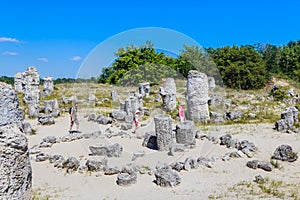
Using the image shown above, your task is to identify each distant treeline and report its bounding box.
[0,77,98,86]
[1,40,300,90]
[98,40,300,89]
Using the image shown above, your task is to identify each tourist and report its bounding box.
[178,102,185,122]
[134,110,140,133]
[69,103,79,133]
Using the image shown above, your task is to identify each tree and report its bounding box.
[211,45,268,90]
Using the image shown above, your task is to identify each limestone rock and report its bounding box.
[271,144,298,162]
[175,120,195,146]
[42,76,54,97]
[89,143,123,157]
[44,99,60,117]
[186,70,209,122]
[0,83,22,127]
[37,114,55,125]
[86,159,108,171]
[154,115,173,151]
[0,124,32,199]
[62,157,80,173]
[159,78,177,112]
[225,111,243,121]
[155,164,181,187]
[142,131,158,150]
[116,173,137,186]
[139,82,150,97]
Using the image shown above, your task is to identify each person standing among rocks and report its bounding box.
[133,110,140,133]
[69,103,79,133]
[178,102,185,122]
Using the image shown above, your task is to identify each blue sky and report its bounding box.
[1,0,300,78]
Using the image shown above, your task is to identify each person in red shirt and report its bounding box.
[178,102,185,122]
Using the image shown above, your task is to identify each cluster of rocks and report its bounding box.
[275,107,298,132]
[219,134,257,158]
[142,115,197,152]
[0,82,32,199]
[110,91,144,129]
[246,160,273,172]
[86,113,113,125]
[210,110,244,123]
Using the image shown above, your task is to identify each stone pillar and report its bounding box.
[14,72,23,93]
[0,82,32,200]
[0,83,22,127]
[186,70,210,122]
[175,120,195,145]
[43,76,54,97]
[154,114,173,151]
[159,78,177,112]
[44,99,60,117]
[139,82,150,97]
[21,67,40,118]
[111,90,118,102]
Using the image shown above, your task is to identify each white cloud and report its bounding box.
[38,57,48,62]
[0,37,19,43]
[70,56,81,61]
[2,51,18,56]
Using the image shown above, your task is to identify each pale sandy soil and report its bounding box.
[27,113,300,200]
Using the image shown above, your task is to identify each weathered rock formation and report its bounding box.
[89,143,123,157]
[42,76,54,97]
[175,120,195,146]
[186,70,210,122]
[14,72,23,93]
[139,82,150,97]
[154,115,173,151]
[0,82,32,199]
[275,107,298,132]
[44,99,60,117]
[271,144,298,162]
[159,78,177,112]
[155,163,181,187]
[0,83,22,127]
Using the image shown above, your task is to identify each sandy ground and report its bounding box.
[27,113,300,200]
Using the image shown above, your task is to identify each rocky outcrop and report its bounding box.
[186,70,210,122]
[159,78,177,112]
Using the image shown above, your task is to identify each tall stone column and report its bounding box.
[154,114,173,151]
[186,70,210,122]
[0,82,32,200]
